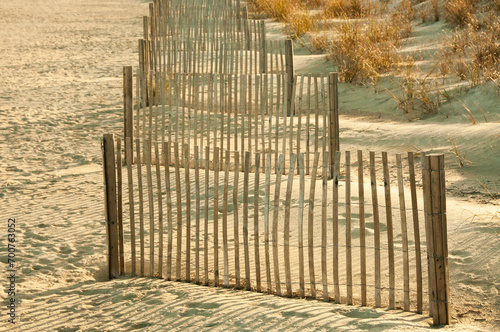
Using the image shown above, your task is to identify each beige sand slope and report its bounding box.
[0,0,498,331]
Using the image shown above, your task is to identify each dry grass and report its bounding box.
[250,0,316,38]
[327,11,412,83]
[440,17,500,85]
[249,0,296,22]
[250,0,499,119]
[460,99,478,124]
[448,137,470,168]
[444,0,477,28]
[386,58,445,120]
[323,0,367,18]
[283,8,316,39]
[418,0,440,23]
[310,31,330,52]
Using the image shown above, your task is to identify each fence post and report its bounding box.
[102,134,120,279]
[123,66,134,164]
[285,39,294,116]
[423,154,450,325]
[259,20,267,73]
[328,73,339,179]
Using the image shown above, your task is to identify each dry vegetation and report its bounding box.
[249,0,500,119]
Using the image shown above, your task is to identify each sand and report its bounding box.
[0,0,499,331]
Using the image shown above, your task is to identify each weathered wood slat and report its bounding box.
[125,138,136,276]
[396,154,410,311]
[103,134,119,279]
[370,151,381,307]
[116,138,124,276]
[308,152,320,298]
[345,151,352,305]
[135,139,145,277]
[272,154,285,295]
[382,152,395,309]
[332,151,341,303]
[358,150,366,306]
[254,153,262,292]
[408,152,423,313]
[284,153,297,297]
[154,142,164,278]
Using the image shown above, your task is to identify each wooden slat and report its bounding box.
[135,139,145,277]
[332,151,341,303]
[297,75,304,173]
[272,154,285,295]
[144,140,155,277]
[139,40,146,142]
[243,151,251,290]
[382,152,395,309]
[423,154,436,320]
[233,152,241,289]
[284,153,297,297]
[116,138,124,276]
[306,74,311,175]
[321,74,327,158]
[214,147,220,286]
[223,150,230,287]
[201,74,205,155]
[328,73,339,177]
[125,138,136,276]
[321,151,329,301]
[174,142,182,281]
[155,142,164,278]
[161,72,166,146]
[345,151,352,305]
[285,39,294,116]
[370,151,381,307]
[281,74,288,169]
[148,41,154,143]
[430,154,451,325]
[204,146,210,286]
[408,152,423,313]
[396,154,410,311]
[308,152,320,298]
[275,73,281,169]
[136,68,141,148]
[103,134,119,279]
[195,146,201,284]
[264,154,272,293]
[123,67,134,164]
[254,153,262,292]
[297,153,306,297]
[358,150,367,305]
[163,142,173,281]
[184,144,192,282]
[254,75,259,161]
[314,75,319,160]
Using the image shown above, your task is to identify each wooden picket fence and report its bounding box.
[124,69,339,176]
[102,134,450,325]
[111,0,450,326]
[122,0,325,173]
[141,0,279,75]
